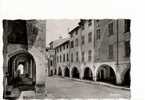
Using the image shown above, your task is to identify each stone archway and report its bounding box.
[54,69,57,75]
[97,65,116,84]
[83,67,93,80]
[7,51,36,90]
[50,70,53,76]
[71,67,80,79]
[123,68,130,87]
[58,67,62,76]
[64,67,70,77]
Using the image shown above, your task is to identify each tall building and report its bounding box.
[47,19,131,87]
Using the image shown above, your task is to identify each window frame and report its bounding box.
[88,32,92,43]
[124,19,130,33]
[75,38,78,47]
[108,44,114,59]
[88,20,92,26]
[81,36,85,45]
[76,52,79,62]
[71,53,73,62]
[96,29,101,40]
[88,50,92,62]
[108,22,114,36]
[124,41,130,57]
[82,52,85,62]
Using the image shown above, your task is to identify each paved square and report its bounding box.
[45,76,130,99]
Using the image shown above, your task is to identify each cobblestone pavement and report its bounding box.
[45,76,130,99]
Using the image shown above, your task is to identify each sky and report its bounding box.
[46,19,79,47]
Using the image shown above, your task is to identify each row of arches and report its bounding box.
[57,65,130,87]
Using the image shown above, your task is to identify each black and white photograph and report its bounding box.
[0,0,144,99]
[2,19,131,99]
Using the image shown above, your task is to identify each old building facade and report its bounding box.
[3,20,47,98]
[55,38,70,77]
[47,19,131,87]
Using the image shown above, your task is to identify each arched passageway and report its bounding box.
[71,67,80,79]
[50,70,53,76]
[123,68,130,87]
[97,65,116,84]
[7,51,36,90]
[54,69,57,75]
[64,67,70,77]
[58,67,62,76]
[83,67,93,80]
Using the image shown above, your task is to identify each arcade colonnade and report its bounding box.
[7,50,36,86]
[54,62,130,86]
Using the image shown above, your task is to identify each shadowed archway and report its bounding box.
[54,69,57,75]
[71,67,80,79]
[64,67,70,77]
[97,65,116,84]
[50,70,53,76]
[83,67,93,80]
[123,68,130,87]
[7,51,36,90]
[58,67,62,76]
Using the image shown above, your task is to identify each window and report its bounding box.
[81,36,85,45]
[124,41,130,57]
[60,46,62,52]
[124,19,130,33]
[96,20,99,22]
[57,56,59,62]
[82,52,85,62]
[108,22,114,36]
[67,53,69,61]
[96,29,100,40]
[76,30,78,35]
[75,38,78,47]
[50,60,53,66]
[76,52,79,62]
[71,41,74,48]
[55,48,57,53]
[88,32,92,43]
[70,33,73,38]
[88,50,92,61]
[71,53,73,62]
[88,20,92,26]
[63,45,65,50]
[81,24,84,30]
[66,44,69,48]
[63,54,65,62]
[108,45,114,59]
[60,55,62,62]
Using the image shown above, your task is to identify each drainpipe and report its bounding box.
[116,20,119,68]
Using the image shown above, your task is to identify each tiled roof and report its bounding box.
[51,37,70,48]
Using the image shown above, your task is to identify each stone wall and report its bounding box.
[26,20,47,85]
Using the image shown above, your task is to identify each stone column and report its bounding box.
[116,73,124,85]
[69,68,73,79]
[93,75,97,81]
[30,59,32,78]
[80,70,83,80]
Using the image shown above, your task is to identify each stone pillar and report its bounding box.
[80,70,83,80]
[30,59,32,78]
[116,73,124,85]
[93,75,97,81]
[80,75,83,80]
[69,68,72,79]
[62,68,65,77]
